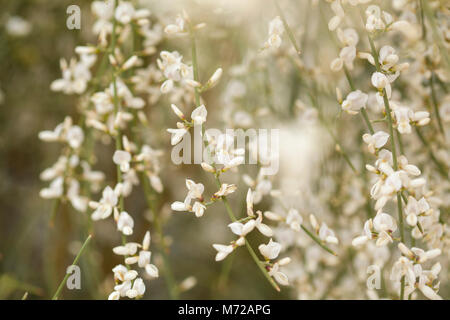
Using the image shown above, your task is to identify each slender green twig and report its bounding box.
[301,225,337,256]
[140,174,179,299]
[421,0,450,71]
[275,196,338,256]
[215,175,280,292]
[367,33,405,299]
[273,0,301,57]
[52,235,92,300]
[415,127,449,178]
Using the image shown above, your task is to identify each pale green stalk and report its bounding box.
[367,32,405,300]
[52,235,92,300]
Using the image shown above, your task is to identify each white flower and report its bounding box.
[126,278,145,298]
[164,14,186,35]
[6,16,31,37]
[264,16,284,49]
[258,238,281,260]
[214,183,237,197]
[213,244,234,261]
[66,126,84,149]
[167,128,188,145]
[319,223,339,244]
[286,208,303,231]
[90,186,120,220]
[191,105,207,125]
[393,107,413,134]
[186,179,204,200]
[117,211,134,235]
[268,260,290,286]
[115,2,135,25]
[371,72,391,98]
[342,90,368,115]
[192,201,206,218]
[39,176,64,199]
[362,131,389,154]
[405,196,430,227]
[255,211,274,237]
[379,46,398,71]
[113,150,132,172]
[108,291,120,300]
[113,242,140,256]
[228,220,256,237]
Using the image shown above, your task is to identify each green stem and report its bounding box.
[52,235,92,300]
[273,0,301,57]
[189,23,201,106]
[429,72,446,138]
[215,176,280,292]
[140,173,179,299]
[422,0,450,71]
[415,127,448,178]
[301,225,337,256]
[367,34,405,299]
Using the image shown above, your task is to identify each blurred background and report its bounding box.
[1,0,448,300]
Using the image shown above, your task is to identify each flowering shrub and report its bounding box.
[1,0,448,300]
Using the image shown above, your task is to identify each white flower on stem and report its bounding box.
[328,0,344,31]
[405,196,430,227]
[192,201,206,218]
[126,278,145,299]
[286,208,303,232]
[362,131,389,154]
[90,185,120,220]
[341,90,368,115]
[115,1,135,25]
[255,211,274,237]
[336,28,359,47]
[391,256,416,285]
[66,126,84,149]
[371,72,391,99]
[39,176,64,199]
[167,127,188,145]
[212,244,234,261]
[205,68,223,89]
[113,150,132,172]
[108,291,120,300]
[246,189,254,217]
[373,211,397,246]
[319,223,339,244]
[113,242,141,256]
[164,14,186,35]
[228,220,256,237]
[186,179,205,200]
[214,183,237,198]
[264,16,284,49]
[170,104,185,120]
[171,200,190,212]
[411,111,430,127]
[393,107,413,134]
[258,238,281,260]
[268,258,291,286]
[379,46,399,72]
[191,105,207,125]
[117,211,134,235]
[114,280,132,297]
